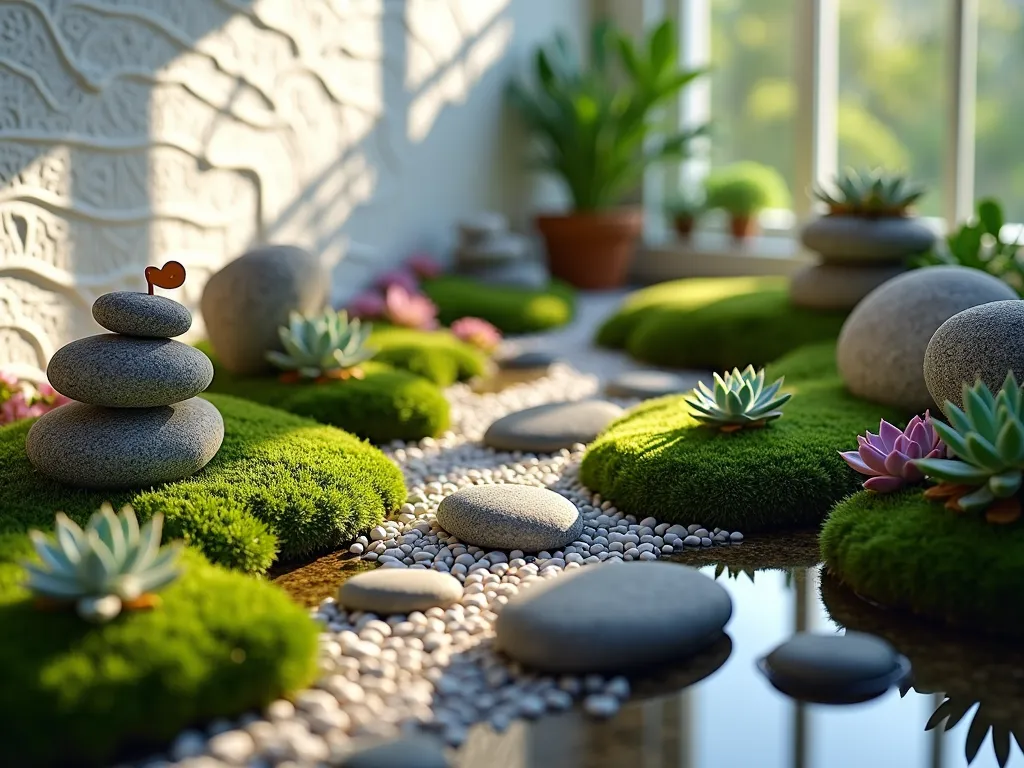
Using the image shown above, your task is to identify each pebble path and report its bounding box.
[131,364,742,768]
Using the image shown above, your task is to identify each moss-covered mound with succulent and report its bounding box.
[0,540,318,766]
[579,343,907,532]
[369,326,490,386]
[422,275,576,334]
[0,394,405,574]
[820,489,1024,638]
[203,348,450,443]
[595,276,848,369]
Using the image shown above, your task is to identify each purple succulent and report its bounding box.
[347,290,386,319]
[839,412,946,493]
[384,285,439,330]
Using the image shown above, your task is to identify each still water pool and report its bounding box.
[276,532,1023,768]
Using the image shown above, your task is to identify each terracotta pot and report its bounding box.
[730,215,759,241]
[672,215,695,239]
[535,209,644,290]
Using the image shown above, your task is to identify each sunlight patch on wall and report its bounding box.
[405,0,513,143]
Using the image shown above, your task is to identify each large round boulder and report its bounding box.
[200,245,328,375]
[836,266,1017,412]
[924,299,1024,416]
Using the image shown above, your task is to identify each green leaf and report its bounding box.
[996,415,1024,464]
[932,420,972,461]
[964,433,1007,471]
[590,20,611,72]
[978,198,1004,236]
[913,458,991,485]
[988,470,1022,498]
[959,485,996,513]
[648,20,675,72]
[964,385,999,442]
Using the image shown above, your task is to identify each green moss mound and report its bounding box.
[820,489,1024,638]
[595,277,848,370]
[204,356,450,443]
[579,344,907,533]
[0,394,406,574]
[422,275,575,334]
[0,544,318,766]
[369,326,489,386]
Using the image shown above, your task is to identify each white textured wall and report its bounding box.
[0,0,586,376]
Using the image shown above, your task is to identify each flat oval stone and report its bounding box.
[436,485,583,552]
[800,215,936,263]
[758,631,910,703]
[483,400,624,452]
[48,335,214,408]
[494,562,732,673]
[496,351,557,371]
[340,736,450,768]
[337,569,463,614]
[92,291,192,338]
[605,370,703,399]
[26,397,224,489]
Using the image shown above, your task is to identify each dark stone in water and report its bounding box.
[758,631,911,704]
[497,351,557,370]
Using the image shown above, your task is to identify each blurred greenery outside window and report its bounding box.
[691,0,1023,232]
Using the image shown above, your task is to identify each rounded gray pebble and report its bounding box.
[923,299,1024,416]
[26,397,224,488]
[604,370,702,400]
[700,537,713,547]
[495,562,732,673]
[92,291,192,338]
[483,400,624,453]
[730,531,744,542]
[339,735,450,767]
[683,535,701,547]
[436,485,583,552]
[337,569,463,614]
[47,335,214,408]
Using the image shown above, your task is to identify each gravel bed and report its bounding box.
[132,364,742,768]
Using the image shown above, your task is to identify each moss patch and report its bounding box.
[369,326,489,386]
[0,394,406,574]
[595,276,848,370]
[0,544,318,766]
[204,356,450,443]
[820,489,1024,638]
[579,344,907,533]
[422,275,575,334]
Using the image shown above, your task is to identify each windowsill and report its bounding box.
[633,230,813,283]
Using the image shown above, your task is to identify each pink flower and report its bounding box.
[347,290,387,319]
[374,268,420,293]
[0,370,18,390]
[839,411,946,493]
[406,252,442,279]
[1,391,32,425]
[451,316,502,352]
[384,285,439,330]
[33,382,71,411]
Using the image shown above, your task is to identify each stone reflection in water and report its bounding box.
[821,572,1024,767]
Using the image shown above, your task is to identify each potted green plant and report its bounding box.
[507,20,706,289]
[665,190,705,240]
[703,162,791,241]
[802,169,935,262]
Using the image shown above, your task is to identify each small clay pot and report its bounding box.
[730,215,759,241]
[535,209,644,290]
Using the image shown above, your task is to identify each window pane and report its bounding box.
[837,0,946,217]
[709,0,797,210]
[975,0,1024,223]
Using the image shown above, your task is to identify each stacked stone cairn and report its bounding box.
[454,212,549,289]
[27,263,224,489]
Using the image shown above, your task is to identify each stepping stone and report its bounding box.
[92,291,193,338]
[337,569,463,614]
[605,370,703,400]
[494,562,732,673]
[340,736,449,768]
[757,631,911,704]
[26,397,224,489]
[496,351,557,371]
[436,485,583,552]
[459,260,549,289]
[47,335,214,408]
[483,400,624,453]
